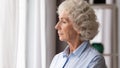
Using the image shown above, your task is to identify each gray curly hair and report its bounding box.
[57,0,99,40]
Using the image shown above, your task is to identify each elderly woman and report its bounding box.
[50,0,106,68]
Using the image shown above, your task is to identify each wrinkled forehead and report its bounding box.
[58,11,69,20]
[58,11,75,26]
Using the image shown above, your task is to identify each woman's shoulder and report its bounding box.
[83,45,103,59]
[52,52,64,59]
[87,47,106,68]
[81,46,106,66]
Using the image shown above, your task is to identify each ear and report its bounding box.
[72,23,81,35]
[77,30,80,35]
[74,27,80,34]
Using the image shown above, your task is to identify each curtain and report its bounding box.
[26,0,56,68]
[0,0,26,68]
[0,0,19,68]
[0,0,56,68]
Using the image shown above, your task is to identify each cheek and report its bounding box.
[66,31,74,39]
[64,27,76,40]
[58,29,70,41]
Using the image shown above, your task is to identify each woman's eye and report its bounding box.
[62,21,66,24]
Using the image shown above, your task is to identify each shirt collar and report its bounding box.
[62,40,89,58]
[63,46,70,57]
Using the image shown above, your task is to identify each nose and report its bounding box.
[55,22,60,30]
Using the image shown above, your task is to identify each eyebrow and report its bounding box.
[60,17,69,22]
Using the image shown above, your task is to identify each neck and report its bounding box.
[67,38,83,54]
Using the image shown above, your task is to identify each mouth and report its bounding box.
[58,31,63,36]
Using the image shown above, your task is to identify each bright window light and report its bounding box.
[40,0,46,68]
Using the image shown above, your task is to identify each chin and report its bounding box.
[59,37,65,41]
[59,38,64,41]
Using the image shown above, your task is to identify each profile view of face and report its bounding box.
[55,11,79,42]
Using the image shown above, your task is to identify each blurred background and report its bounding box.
[0,0,119,68]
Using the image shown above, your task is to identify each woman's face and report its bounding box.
[55,11,79,42]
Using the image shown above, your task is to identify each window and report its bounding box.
[91,4,118,68]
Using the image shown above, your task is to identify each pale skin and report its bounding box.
[55,11,84,54]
